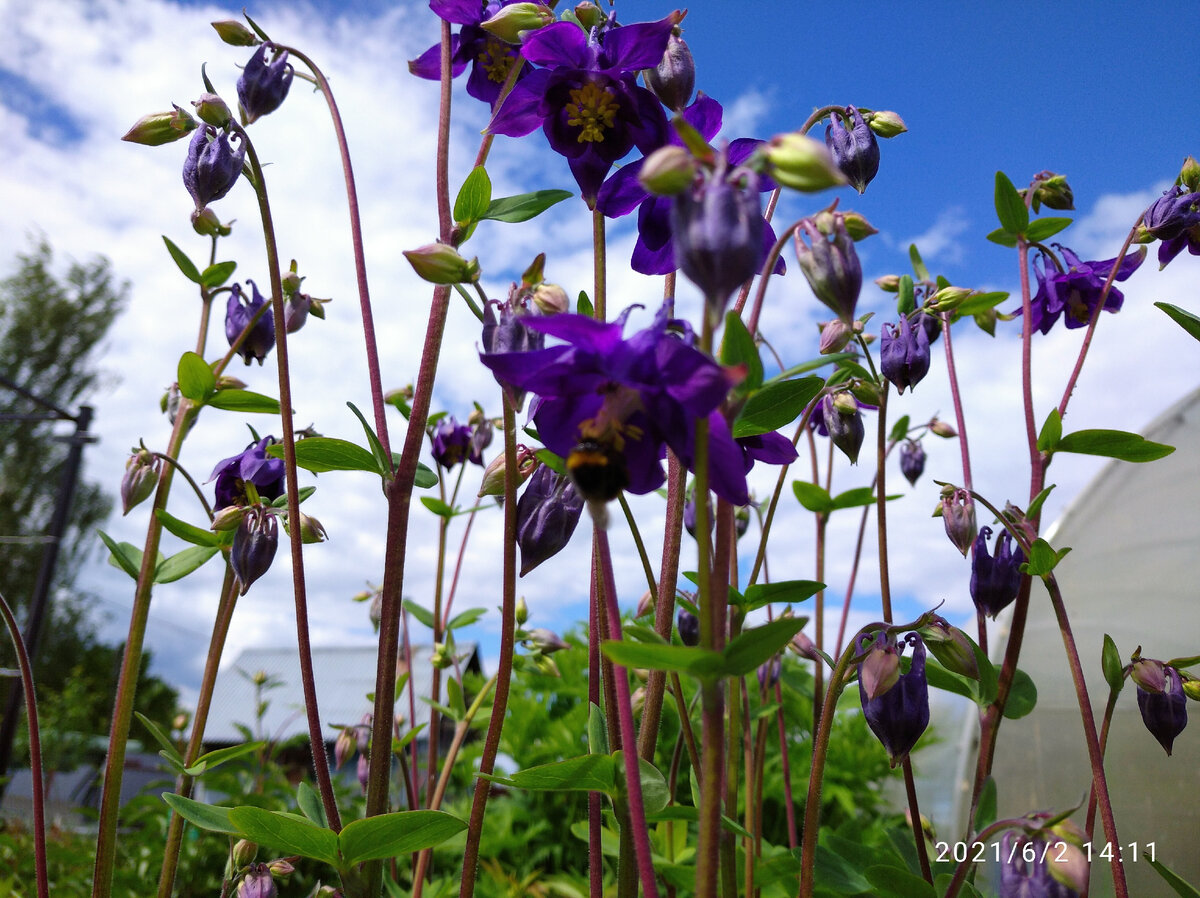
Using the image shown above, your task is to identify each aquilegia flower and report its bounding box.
[970,525,1024,619]
[226,280,276,365]
[880,312,931,393]
[794,213,862,325]
[857,631,929,767]
[998,831,1084,898]
[210,437,286,510]
[182,125,245,211]
[899,440,925,486]
[825,105,880,194]
[1144,184,1200,269]
[480,302,749,505]
[231,505,279,596]
[487,14,674,202]
[515,463,584,576]
[409,1,540,108]
[237,43,293,124]
[1024,243,1145,334]
[1133,660,1188,756]
[431,416,483,468]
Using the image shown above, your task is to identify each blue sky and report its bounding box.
[1,0,1198,704]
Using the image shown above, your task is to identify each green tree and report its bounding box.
[0,239,177,771]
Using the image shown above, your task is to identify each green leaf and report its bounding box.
[482,754,616,794]
[296,781,328,828]
[866,865,936,898]
[446,676,466,720]
[889,415,911,444]
[414,462,439,489]
[923,658,977,704]
[1155,301,1200,343]
[446,608,486,630]
[973,776,997,831]
[1023,216,1072,243]
[994,171,1029,234]
[830,486,881,510]
[185,741,266,776]
[228,806,339,866]
[720,311,763,396]
[576,290,593,317]
[732,376,822,438]
[177,351,216,402]
[897,274,916,314]
[792,480,833,514]
[135,713,185,768]
[1167,653,1200,670]
[207,389,281,414]
[1020,537,1071,576]
[155,509,223,547]
[1055,428,1175,462]
[601,640,723,678]
[268,437,381,474]
[1037,407,1062,452]
[588,701,609,755]
[154,546,220,583]
[403,599,437,630]
[1146,855,1200,898]
[742,580,822,611]
[721,616,806,677]
[810,841,871,894]
[1004,668,1038,719]
[347,401,391,477]
[161,792,238,834]
[908,245,930,283]
[1026,484,1055,521]
[482,189,572,223]
[163,236,201,283]
[935,876,983,898]
[986,227,1018,248]
[613,751,670,815]
[98,530,144,580]
[952,290,1010,318]
[453,166,492,226]
[420,496,455,518]
[199,260,237,288]
[1102,633,1125,694]
[338,810,467,866]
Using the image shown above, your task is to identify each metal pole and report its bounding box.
[0,406,94,801]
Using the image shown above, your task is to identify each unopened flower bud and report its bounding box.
[525,628,569,654]
[191,207,232,237]
[515,596,529,625]
[121,450,161,515]
[929,419,957,438]
[757,655,782,691]
[212,505,246,531]
[875,274,901,292]
[1047,840,1088,894]
[859,641,901,701]
[823,392,864,464]
[212,19,258,46]
[404,243,481,284]
[334,727,356,769]
[1183,678,1200,702]
[1180,155,1200,193]
[357,753,370,794]
[232,839,258,869]
[1026,171,1074,212]
[899,441,925,487]
[789,630,820,662]
[795,214,861,325]
[677,609,699,646]
[122,105,198,146]
[1137,665,1187,756]
[231,506,279,595]
[266,859,294,877]
[530,652,561,677]
[837,211,879,241]
[1130,658,1166,694]
[431,643,453,669]
[867,109,907,138]
[192,92,232,127]
[531,282,569,315]
[644,31,695,112]
[636,590,654,618]
[763,132,846,192]
[920,618,979,680]
[825,106,880,194]
[172,711,190,731]
[573,2,603,31]
[480,3,555,43]
[284,511,328,544]
[926,285,973,313]
[638,145,698,196]
[817,318,856,354]
[941,487,976,557]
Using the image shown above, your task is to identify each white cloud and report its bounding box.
[896,207,971,265]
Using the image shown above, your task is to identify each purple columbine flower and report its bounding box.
[596,98,785,281]
[1137,664,1188,756]
[677,608,699,646]
[825,105,880,194]
[237,43,293,124]
[857,631,929,767]
[819,392,865,465]
[899,440,925,487]
[942,487,976,557]
[1144,184,1200,242]
[209,437,286,510]
[182,125,244,211]
[999,833,1080,898]
[794,213,862,325]
[971,525,1024,619]
[226,280,276,366]
[515,463,584,576]
[430,416,481,468]
[231,505,279,596]
[1024,244,1145,335]
[480,302,750,505]
[482,295,546,408]
[486,14,674,203]
[880,312,931,394]
[409,1,534,108]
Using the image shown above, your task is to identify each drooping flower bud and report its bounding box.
[794,214,861,325]
[482,298,545,409]
[403,243,481,284]
[333,726,356,769]
[237,43,293,125]
[867,110,907,138]
[232,838,258,869]
[478,444,537,497]
[920,617,980,681]
[817,318,856,354]
[122,105,197,146]
[515,597,529,625]
[480,3,555,43]
[225,280,276,366]
[182,125,244,210]
[859,639,900,701]
[644,31,695,113]
[941,487,976,557]
[524,628,569,654]
[192,92,232,127]
[283,511,327,544]
[757,655,782,691]
[670,150,763,316]
[515,465,584,576]
[638,145,698,196]
[880,313,931,393]
[212,19,258,46]
[929,418,957,438]
[356,752,370,795]
[857,631,929,767]
[191,206,232,237]
[970,525,1024,618]
[825,106,880,194]
[762,132,846,192]
[231,506,279,596]
[899,440,925,487]
[1137,664,1187,755]
[121,450,161,515]
[1130,657,1166,693]
[1026,171,1075,212]
[530,282,569,315]
[822,392,865,464]
[677,608,699,646]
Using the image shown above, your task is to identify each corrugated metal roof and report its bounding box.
[203,643,479,746]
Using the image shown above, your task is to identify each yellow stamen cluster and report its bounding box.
[478,37,515,83]
[566,81,619,143]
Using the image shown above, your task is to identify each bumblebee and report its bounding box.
[566,439,629,503]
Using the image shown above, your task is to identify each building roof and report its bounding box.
[203,642,480,746]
